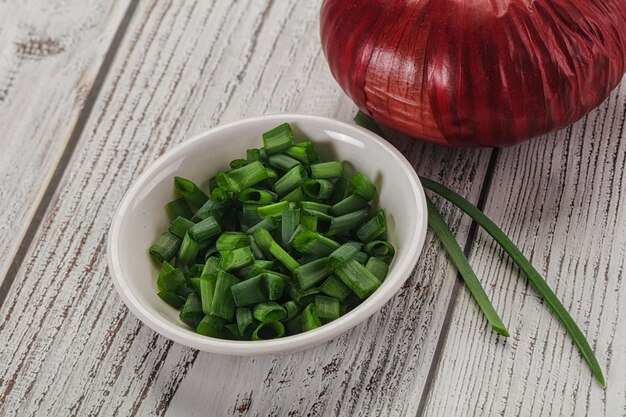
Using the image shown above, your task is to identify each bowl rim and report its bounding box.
[107,113,427,355]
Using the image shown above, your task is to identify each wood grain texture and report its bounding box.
[422,79,626,417]
[0,0,495,416]
[0,0,132,286]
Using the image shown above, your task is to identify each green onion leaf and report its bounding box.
[219,246,254,271]
[149,232,181,263]
[253,301,287,323]
[174,176,209,208]
[356,209,387,243]
[327,242,362,269]
[303,179,334,200]
[268,153,301,171]
[231,274,266,307]
[331,194,369,216]
[236,307,255,336]
[292,231,340,256]
[188,216,221,242]
[314,295,341,323]
[301,304,322,331]
[178,232,201,265]
[335,259,381,299]
[365,257,389,281]
[262,123,294,156]
[196,315,227,338]
[280,186,305,202]
[252,321,285,340]
[274,165,307,196]
[168,216,195,239]
[258,201,291,218]
[319,275,352,302]
[327,208,369,237]
[165,198,193,220]
[238,188,277,205]
[282,300,301,321]
[350,172,377,201]
[216,232,251,251]
[179,293,204,328]
[281,209,301,247]
[209,270,239,320]
[294,258,334,290]
[158,290,186,309]
[310,161,343,179]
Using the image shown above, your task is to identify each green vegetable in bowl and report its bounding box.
[147,122,395,341]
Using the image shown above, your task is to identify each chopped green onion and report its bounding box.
[219,246,254,271]
[274,165,306,196]
[331,194,369,216]
[262,123,294,156]
[315,295,340,323]
[292,231,340,256]
[236,307,255,336]
[335,259,381,299]
[363,240,395,260]
[280,186,305,202]
[303,179,334,200]
[264,167,278,180]
[231,274,266,307]
[188,216,221,242]
[258,201,291,218]
[327,242,362,269]
[174,176,209,208]
[246,148,261,163]
[156,261,175,288]
[319,275,352,301]
[286,281,320,306]
[209,270,239,320]
[285,141,317,163]
[301,304,322,331]
[230,159,249,169]
[252,228,274,258]
[350,172,376,201]
[238,188,277,205]
[248,236,265,259]
[196,315,227,338]
[200,272,218,314]
[149,232,181,263]
[264,272,285,300]
[246,217,278,235]
[269,241,300,272]
[165,198,193,220]
[284,313,302,335]
[158,290,186,308]
[282,300,300,321]
[192,198,228,222]
[300,201,332,214]
[365,257,389,281]
[268,154,301,171]
[179,293,204,328]
[157,264,185,291]
[216,232,250,251]
[330,177,352,204]
[253,301,287,323]
[310,161,343,179]
[356,209,386,242]
[216,161,269,193]
[327,208,369,237]
[242,203,263,225]
[294,258,334,290]
[168,216,195,239]
[299,214,318,231]
[281,209,300,247]
[252,321,285,340]
[178,232,201,265]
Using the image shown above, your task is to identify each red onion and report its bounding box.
[320,0,626,147]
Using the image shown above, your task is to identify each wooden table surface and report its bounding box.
[0,1,624,416]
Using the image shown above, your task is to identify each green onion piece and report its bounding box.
[303,179,334,200]
[356,209,387,242]
[274,165,306,196]
[301,304,322,331]
[253,301,287,323]
[165,198,193,220]
[230,159,248,169]
[327,208,369,237]
[329,177,352,204]
[292,230,340,257]
[252,321,285,340]
[231,274,266,307]
[282,300,301,321]
[294,258,334,290]
[310,161,343,179]
[300,201,332,214]
[200,272,217,314]
[258,201,291,218]
[350,172,377,201]
[284,313,302,335]
[299,214,317,231]
[174,176,209,208]
[315,295,341,323]
[319,275,352,302]
[157,265,185,291]
[264,167,278,181]
[178,232,201,265]
[179,293,204,328]
[196,315,226,338]
[286,141,317,162]
[202,256,220,276]
[236,307,255,336]
[331,194,369,216]
[247,217,278,235]
[426,196,509,337]
[365,257,389,281]
[264,272,285,300]
[249,236,265,259]
[268,153,301,171]
[262,123,294,156]
[158,290,186,308]
[335,259,381,299]
[192,198,227,222]
[187,263,204,278]
[216,232,250,251]
[269,241,300,272]
[149,232,181,263]
[281,209,300,247]
[327,242,362,269]
[242,203,263,225]
[188,216,221,242]
[219,246,254,271]
[421,177,605,385]
[363,240,395,260]
[209,270,239,320]
[168,216,195,239]
[238,188,277,205]
[280,186,305,202]
[252,228,274,258]
[286,281,320,306]
[216,161,269,193]
[246,148,261,163]
[353,251,369,265]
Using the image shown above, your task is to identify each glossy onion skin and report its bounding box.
[320,0,626,147]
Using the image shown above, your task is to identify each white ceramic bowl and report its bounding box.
[108,114,427,355]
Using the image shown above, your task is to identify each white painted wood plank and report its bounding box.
[422,79,626,417]
[0,0,496,415]
[0,0,132,286]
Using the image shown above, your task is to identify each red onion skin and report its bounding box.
[320,0,626,147]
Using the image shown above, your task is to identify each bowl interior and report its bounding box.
[109,115,426,354]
